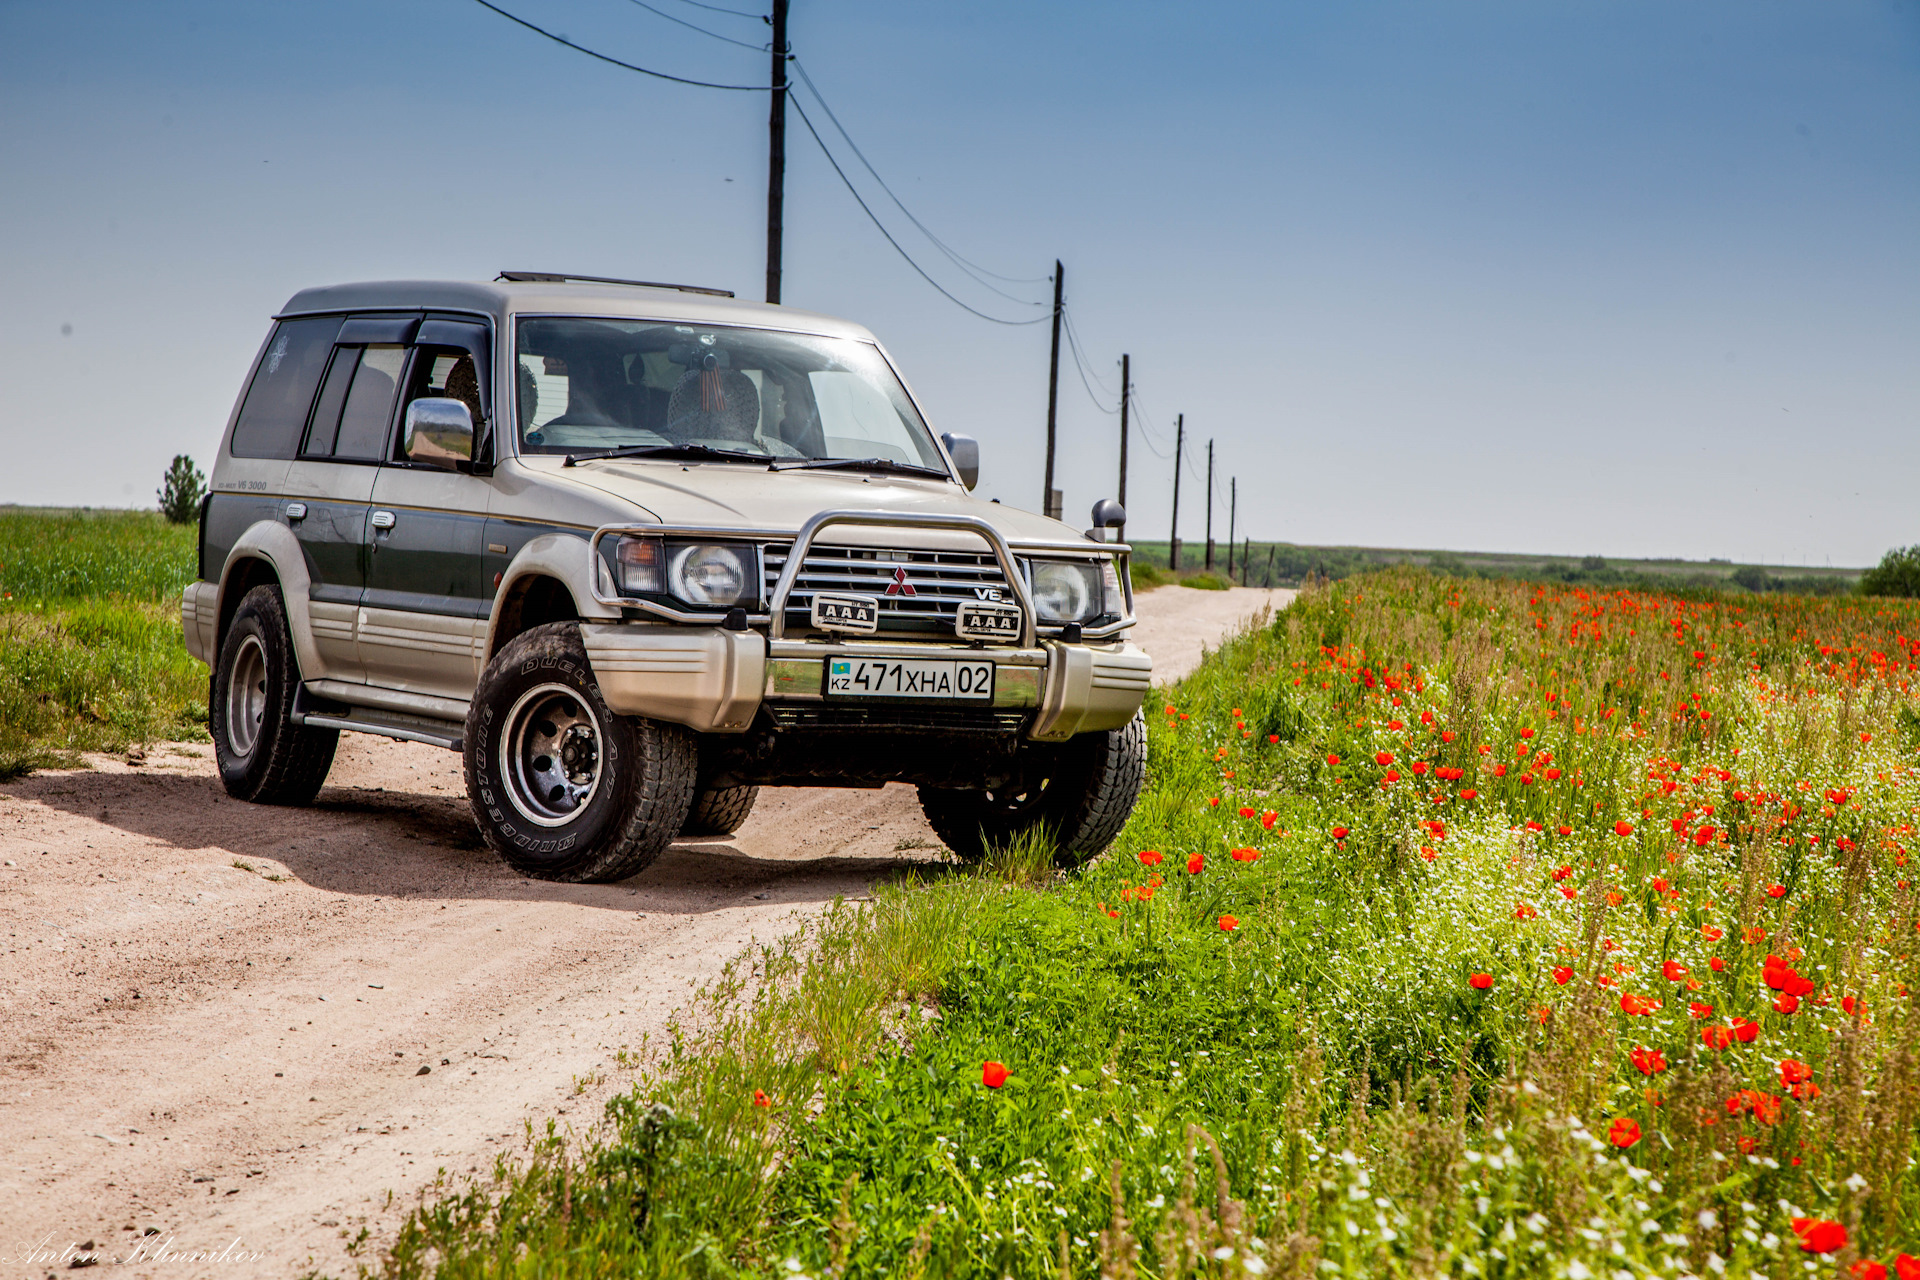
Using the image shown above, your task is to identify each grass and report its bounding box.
[0,507,206,777]
[367,570,1920,1279]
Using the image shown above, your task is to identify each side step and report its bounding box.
[292,687,464,751]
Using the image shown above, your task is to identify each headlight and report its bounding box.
[609,536,756,609]
[669,543,753,607]
[1029,560,1104,623]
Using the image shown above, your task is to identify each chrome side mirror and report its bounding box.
[1091,498,1126,528]
[403,397,475,470]
[940,432,980,490]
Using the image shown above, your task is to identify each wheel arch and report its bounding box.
[484,533,617,661]
[215,522,325,680]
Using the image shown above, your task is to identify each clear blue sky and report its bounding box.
[2,0,1915,566]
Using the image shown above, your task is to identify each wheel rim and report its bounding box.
[499,683,604,827]
[225,634,269,758]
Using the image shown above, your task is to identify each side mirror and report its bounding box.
[403,397,475,470]
[1091,498,1126,529]
[940,432,980,490]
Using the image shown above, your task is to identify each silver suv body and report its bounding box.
[184,276,1151,880]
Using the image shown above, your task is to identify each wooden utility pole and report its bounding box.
[1204,439,1215,571]
[1169,414,1184,570]
[764,0,789,304]
[1116,353,1129,542]
[1042,261,1064,519]
[1265,544,1275,587]
[1227,477,1237,580]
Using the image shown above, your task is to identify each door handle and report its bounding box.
[285,502,307,521]
[370,510,396,531]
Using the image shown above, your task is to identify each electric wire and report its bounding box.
[1058,310,1119,415]
[622,0,767,49]
[788,94,1054,326]
[789,59,1052,295]
[666,0,765,18]
[1061,308,1119,396]
[471,0,764,89]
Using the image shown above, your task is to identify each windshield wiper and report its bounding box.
[562,443,771,467]
[771,456,949,478]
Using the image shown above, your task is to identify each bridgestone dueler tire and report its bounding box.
[918,711,1147,867]
[464,623,696,883]
[681,784,759,836]
[210,584,338,805]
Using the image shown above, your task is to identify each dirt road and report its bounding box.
[0,585,1290,1278]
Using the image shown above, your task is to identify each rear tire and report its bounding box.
[681,783,759,836]
[918,711,1146,867]
[210,584,338,805]
[464,623,696,883]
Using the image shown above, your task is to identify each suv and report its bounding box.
[182,274,1151,883]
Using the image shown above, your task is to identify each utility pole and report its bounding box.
[1265,544,1275,588]
[764,0,789,304]
[1227,477,1237,581]
[1042,261,1064,520]
[1116,353,1129,543]
[1204,439,1215,571]
[1169,414,1184,571]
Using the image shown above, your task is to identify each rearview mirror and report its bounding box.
[1091,498,1126,528]
[403,397,475,470]
[940,432,979,490]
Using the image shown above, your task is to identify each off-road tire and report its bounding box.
[681,783,759,836]
[918,711,1146,867]
[210,584,339,805]
[464,622,696,883]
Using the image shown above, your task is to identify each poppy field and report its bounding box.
[385,571,1920,1280]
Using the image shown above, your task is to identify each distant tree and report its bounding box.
[1858,545,1920,598]
[1580,555,1607,573]
[1730,565,1771,593]
[157,454,206,525]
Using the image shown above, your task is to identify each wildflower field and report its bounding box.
[386,571,1920,1280]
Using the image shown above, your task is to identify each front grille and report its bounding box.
[763,544,1014,634]
[766,703,1029,734]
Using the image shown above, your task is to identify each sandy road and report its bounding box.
[0,585,1290,1279]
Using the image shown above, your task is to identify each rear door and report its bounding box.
[285,314,419,683]
[360,318,496,702]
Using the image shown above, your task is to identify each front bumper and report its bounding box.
[580,624,1151,741]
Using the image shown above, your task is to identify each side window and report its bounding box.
[230,316,341,458]
[302,346,359,458]
[331,345,407,460]
[392,349,482,462]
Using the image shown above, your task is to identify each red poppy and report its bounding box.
[752,1088,771,1107]
[1137,850,1164,866]
[1614,820,1635,837]
[1218,914,1239,932]
[1375,750,1394,767]
[1630,1046,1668,1076]
[1851,1262,1888,1280]
[1895,1254,1920,1280]
[1469,972,1493,990]
[1767,883,1787,898]
[1709,957,1725,972]
[1230,847,1260,862]
[1779,1058,1814,1089]
[1238,806,1255,819]
[1326,753,1340,766]
[1608,1116,1641,1147]
[1186,852,1204,875]
[1701,924,1725,941]
[1790,1218,1847,1254]
[1702,1024,1734,1050]
[1513,902,1538,920]
[1519,727,1536,740]
[1552,865,1572,881]
[1619,994,1657,1016]
[1331,826,1349,839]
[1268,734,1279,744]
[1260,810,1278,830]
[1556,824,1572,836]
[1661,960,1687,982]
[981,1061,1009,1088]
[1774,993,1800,1015]
[1460,789,1478,800]
[1552,965,1573,985]
[1842,995,1861,1015]
[1731,1017,1759,1043]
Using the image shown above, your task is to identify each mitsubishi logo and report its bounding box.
[884,565,916,597]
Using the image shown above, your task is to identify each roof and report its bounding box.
[275,278,875,341]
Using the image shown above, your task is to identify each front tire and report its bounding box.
[464,623,696,883]
[918,711,1146,866]
[211,584,339,805]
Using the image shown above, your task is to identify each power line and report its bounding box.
[622,0,766,49]
[470,0,765,89]
[787,94,1053,326]
[1059,309,1119,415]
[789,59,1052,296]
[666,0,765,18]
[1061,308,1118,396]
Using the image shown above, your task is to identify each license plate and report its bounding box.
[825,656,995,700]
[954,601,1022,642]
[811,592,879,634]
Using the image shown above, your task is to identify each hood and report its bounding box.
[532,456,1099,551]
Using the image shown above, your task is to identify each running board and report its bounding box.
[292,704,463,750]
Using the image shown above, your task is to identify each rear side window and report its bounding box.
[303,345,407,461]
[230,317,341,458]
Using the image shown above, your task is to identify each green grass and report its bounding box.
[371,571,1920,1279]
[0,508,206,777]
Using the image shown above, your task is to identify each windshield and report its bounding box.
[512,317,947,470]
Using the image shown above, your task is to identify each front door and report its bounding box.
[360,335,495,703]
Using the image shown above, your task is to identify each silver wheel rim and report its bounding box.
[225,634,269,758]
[500,683,604,827]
